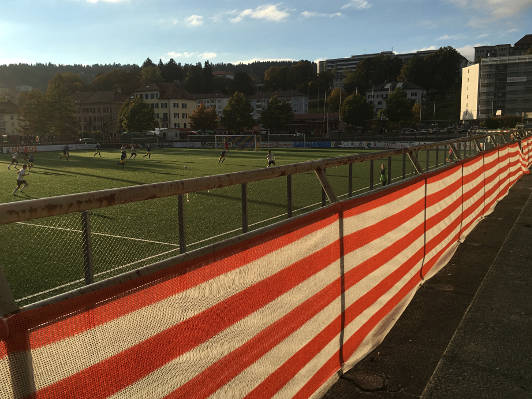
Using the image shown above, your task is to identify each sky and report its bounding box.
[0,0,531,66]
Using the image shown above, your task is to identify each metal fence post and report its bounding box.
[402,152,406,179]
[178,194,186,253]
[348,163,353,197]
[241,183,248,233]
[387,156,392,184]
[435,145,439,165]
[81,211,93,285]
[425,149,430,171]
[286,175,292,218]
[369,160,374,189]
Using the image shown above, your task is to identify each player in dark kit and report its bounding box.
[94,142,102,157]
[61,145,70,160]
[28,153,34,170]
[143,144,152,159]
[218,150,226,165]
[120,145,127,168]
[266,150,275,167]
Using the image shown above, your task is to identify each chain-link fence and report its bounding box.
[0,132,527,308]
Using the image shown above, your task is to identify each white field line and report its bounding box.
[15,171,418,302]
[16,222,178,247]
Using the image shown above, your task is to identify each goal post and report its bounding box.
[214,135,260,151]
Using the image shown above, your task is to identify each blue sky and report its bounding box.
[1,0,531,66]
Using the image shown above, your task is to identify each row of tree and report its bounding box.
[119,91,295,134]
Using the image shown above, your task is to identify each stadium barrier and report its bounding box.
[0,132,531,398]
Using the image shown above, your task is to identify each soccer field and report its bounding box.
[0,146,442,305]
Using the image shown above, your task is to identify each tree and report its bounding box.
[221,92,254,132]
[190,104,218,132]
[260,96,294,133]
[344,55,402,95]
[341,94,373,126]
[142,58,156,68]
[18,90,50,137]
[160,58,184,82]
[119,97,156,132]
[47,72,85,97]
[384,88,414,121]
[230,71,255,95]
[264,66,289,90]
[327,88,346,112]
[141,66,163,84]
[91,68,141,95]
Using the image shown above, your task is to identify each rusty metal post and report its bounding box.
[178,194,186,253]
[369,160,374,189]
[81,211,94,285]
[286,175,292,218]
[241,183,248,233]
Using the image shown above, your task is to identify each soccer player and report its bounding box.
[143,143,152,159]
[266,150,276,167]
[129,144,137,159]
[61,145,70,160]
[120,145,127,168]
[94,142,102,157]
[28,153,34,170]
[218,150,226,165]
[7,152,19,170]
[379,163,387,186]
[447,146,455,162]
[13,164,29,194]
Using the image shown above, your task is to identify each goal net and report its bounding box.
[215,135,260,150]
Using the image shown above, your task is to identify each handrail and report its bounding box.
[0,132,524,225]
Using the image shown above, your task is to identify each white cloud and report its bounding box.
[341,0,371,10]
[301,11,342,18]
[86,0,128,3]
[456,42,487,61]
[477,33,489,38]
[410,45,438,52]
[164,51,217,61]
[230,4,290,23]
[185,15,203,26]
[437,33,463,41]
[448,0,532,26]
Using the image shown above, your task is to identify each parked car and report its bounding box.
[79,138,97,144]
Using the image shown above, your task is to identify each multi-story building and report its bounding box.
[460,55,532,120]
[0,100,21,137]
[134,83,196,129]
[249,91,309,119]
[366,81,425,114]
[474,34,532,63]
[318,50,439,88]
[194,93,230,118]
[74,91,126,141]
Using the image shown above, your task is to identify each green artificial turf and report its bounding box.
[0,145,465,305]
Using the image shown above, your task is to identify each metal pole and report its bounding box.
[370,159,374,189]
[435,145,439,165]
[81,211,94,285]
[425,149,430,171]
[286,175,292,218]
[387,156,392,185]
[402,152,406,179]
[348,163,353,197]
[241,183,248,233]
[178,194,186,253]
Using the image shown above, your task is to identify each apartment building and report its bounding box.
[460,55,532,120]
[134,83,196,129]
[74,91,126,140]
[0,100,21,137]
[194,93,230,118]
[474,34,532,63]
[366,81,425,114]
[318,50,438,88]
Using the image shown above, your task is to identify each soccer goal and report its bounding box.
[214,135,260,151]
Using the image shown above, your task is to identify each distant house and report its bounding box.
[250,91,309,119]
[194,93,230,118]
[73,90,127,141]
[0,100,21,138]
[134,83,196,130]
[366,81,425,114]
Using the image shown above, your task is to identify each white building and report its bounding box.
[460,64,480,120]
[194,93,230,118]
[366,82,425,114]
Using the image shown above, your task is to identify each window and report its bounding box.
[161,103,167,108]
[182,113,187,118]
[183,123,187,128]
[150,93,155,99]
[173,103,179,108]
[174,123,179,128]
[174,113,178,118]
[163,113,168,120]
[182,103,187,108]
[144,94,149,100]
[155,113,159,118]
[154,103,159,108]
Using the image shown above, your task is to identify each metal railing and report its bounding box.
[0,130,529,312]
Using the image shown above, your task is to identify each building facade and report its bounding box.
[460,55,532,120]
[474,34,532,63]
[134,83,196,129]
[74,91,126,141]
[366,81,425,115]
[0,101,21,137]
[194,93,230,118]
[318,50,439,88]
